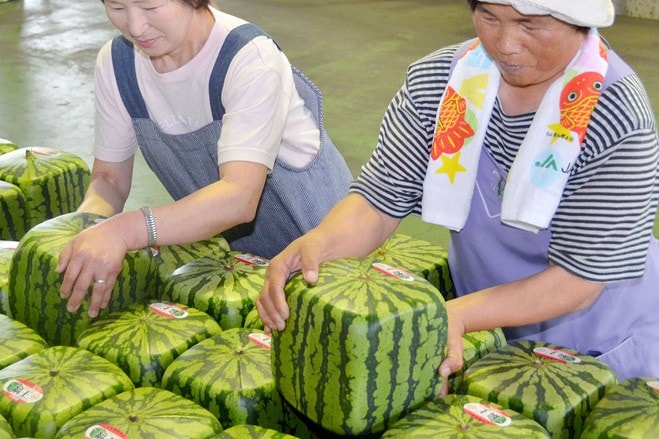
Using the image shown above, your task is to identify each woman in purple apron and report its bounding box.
[57,0,352,318]
[257,0,659,384]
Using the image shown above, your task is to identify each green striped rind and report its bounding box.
[369,233,455,300]
[0,242,18,316]
[448,328,507,393]
[273,257,448,436]
[0,412,15,439]
[0,315,48,370]
[458,340,618,438]
[161,251,268,330]
[55,387,223,439]
[216,424,300,438]
[162,328,285,430]
[244,307,265,330]
[0,346,134,439]
[0,139,18,156]
[76,301,222,387]
[0,181,29,241]
[382,393,549,438]
[151,234,230,291]
[8,212,156,346]
[580,376,659,438]
[0,147,90,228]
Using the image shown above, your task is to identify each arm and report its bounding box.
[256,193,401,331]
[57,159,269,317]
[439,263,604,395]
[77,157,134,217]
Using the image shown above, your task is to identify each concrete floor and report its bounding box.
[1,0,657,249]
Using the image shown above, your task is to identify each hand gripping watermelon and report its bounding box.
[448,328,507,393]
[150,233,230,292]
[0,315,48,370]
[9,212,156,346]
[369,233,455,300]
[381,393,550,438]
[0,147,90,229]
[0,182,29,241]
[76,301,222,387]
[55,387,223,439]
[272,257,448,436]
[458,340,618,438]
[161,251,269,330]
[0,345,134,439]
[580,376,659,438]
[0,241,19,316]
[216,424,300,438]
[162,328,288,431]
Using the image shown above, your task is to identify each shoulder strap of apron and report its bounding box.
[209,23,281,121]
[110,23,282,121]
[111,36,149,119]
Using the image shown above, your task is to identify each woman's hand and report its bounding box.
[56,220,129,318]
[437,305,467,397]
[256,233,323,333]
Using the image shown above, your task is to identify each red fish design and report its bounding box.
[431,86,475,159]
[557,71,604,144]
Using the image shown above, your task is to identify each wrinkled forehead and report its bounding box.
[478,0,614,28]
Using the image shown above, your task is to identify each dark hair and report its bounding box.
[100,0,211,11]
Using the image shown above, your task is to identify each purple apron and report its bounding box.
[449,148,659,380]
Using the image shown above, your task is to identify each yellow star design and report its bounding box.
[435,151,467,183]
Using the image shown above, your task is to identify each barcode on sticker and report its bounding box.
[533,347,581,364]
[371,262,415,282]
[235,254,269,267]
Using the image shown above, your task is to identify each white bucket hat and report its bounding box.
[481,0,615,28]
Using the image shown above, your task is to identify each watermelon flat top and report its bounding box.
[382,393,550,438]
[0,346,134,439]
[54,387,223,439]
[458,340,618,438]
[76,301,222,387]
[580,376,659,438]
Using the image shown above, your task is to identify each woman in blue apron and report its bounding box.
[257,0,659,384]
[58,0,352,318]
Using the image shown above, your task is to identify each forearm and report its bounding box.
[307,193,401,263]
[145,179,261,246]
[77,158,133,217]
[77,175,129,217]
[448,264,605,333]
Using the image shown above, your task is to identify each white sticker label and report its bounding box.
[647,381,659,392]
[248,333,272,350]
[85,424,128,439]
[0,241,18,251]
[234,253,269,267]
[533,347,581,364]
[463,402,512,427]
[149,302,188,319]
[30,146,60,156]
[3,378,44,403]
[371,262,415,282]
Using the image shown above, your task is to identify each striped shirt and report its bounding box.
[351,44,659,282]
